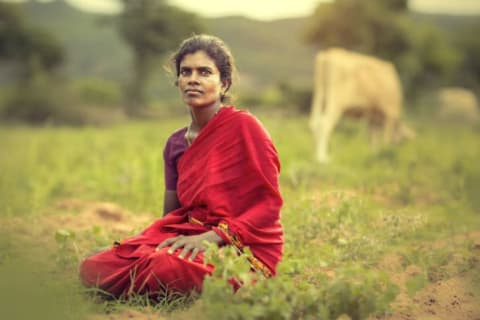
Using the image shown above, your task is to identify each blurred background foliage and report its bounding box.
[117,0,203,116]
[0,0,478,124]
[1,2,479,318]
[303,0,462,97]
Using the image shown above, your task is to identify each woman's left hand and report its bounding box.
[156,231,223,261]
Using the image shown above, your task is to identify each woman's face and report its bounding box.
[178,50,226,109]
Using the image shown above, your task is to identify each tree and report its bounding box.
[376,0,408,11]
[303,0,460,100]
[0,2,23,58]
[0,2,64,79]
[304,0,410,59]
[117,0,203,116]
[0,2,66,123]
[451,20,480,93]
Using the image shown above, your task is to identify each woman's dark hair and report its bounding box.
[172,34,236,103]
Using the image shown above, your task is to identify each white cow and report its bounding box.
[309,48,412,163]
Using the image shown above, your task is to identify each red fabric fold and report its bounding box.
[176,106,284,273]
[79,106,283,297]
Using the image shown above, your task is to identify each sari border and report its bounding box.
[214,222,272,279]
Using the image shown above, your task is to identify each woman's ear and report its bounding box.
[222,80,230,92]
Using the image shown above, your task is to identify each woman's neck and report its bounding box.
[189,102,223,130]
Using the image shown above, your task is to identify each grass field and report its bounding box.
[0,112,479,319]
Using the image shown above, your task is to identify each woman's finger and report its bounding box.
[178,244,194,259]
[167,238,185,254]
[188,247,201,261]
[156,236,180,251]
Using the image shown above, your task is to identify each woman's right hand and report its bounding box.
[156,231,223,261]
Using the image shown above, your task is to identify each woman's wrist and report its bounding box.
[204,230,224,245]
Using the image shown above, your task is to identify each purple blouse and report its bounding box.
[163,127,188,190]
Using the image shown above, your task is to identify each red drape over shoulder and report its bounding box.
[141,106,283,274]
[79,106,283,297]
[179,106,283,274]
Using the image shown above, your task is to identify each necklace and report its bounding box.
[184,107,223,146]
[185,123,194,146]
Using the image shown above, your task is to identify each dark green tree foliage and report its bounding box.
[304,0,409,59]
[0,2,64,78]
[0,3,23,58]
[0,2,66,123]
[451,20,480,92]
[17,28,64,73]
[117,0,203,115]
[303,0,460,99]
[378,0,408,11]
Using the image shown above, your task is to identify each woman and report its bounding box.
[80,35,283,298]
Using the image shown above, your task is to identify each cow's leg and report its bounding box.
[382,117,396,145]
[312,110,341,163]
[368,124,381,150]
[369,110,388,149]
[311,118,328,163]
[310,90,329,163]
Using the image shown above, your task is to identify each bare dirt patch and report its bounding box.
[377,232,480,320]
[88,308,167,320]
[1,199,155,252]
[52,198,154,235]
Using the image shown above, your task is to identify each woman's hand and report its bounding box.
[156,231,223,261]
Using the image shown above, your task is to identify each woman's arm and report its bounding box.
[163,189,181,216]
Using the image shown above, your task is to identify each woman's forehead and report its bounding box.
[180,50,217,69]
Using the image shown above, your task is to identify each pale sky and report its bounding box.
[168,0,480,19]
[7,0,480,18]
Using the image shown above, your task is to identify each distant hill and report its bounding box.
[6,0,479,97]
[412,12,480,33]
[18,1,316,91]
[204,16,316,89]
[21,0,131,81]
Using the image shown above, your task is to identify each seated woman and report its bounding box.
[79,34,283,298]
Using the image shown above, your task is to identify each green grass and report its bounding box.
[0,119,188,217]
[0,113,479,319]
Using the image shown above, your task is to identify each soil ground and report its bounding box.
[2,200,479,320]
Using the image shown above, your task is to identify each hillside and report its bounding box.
[21,0,131,81]
[17,1,316,92]
[204,16,316,89]
[412,12,480,33]
[6,1,480,96]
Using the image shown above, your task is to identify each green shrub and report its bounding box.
[71,77,122,107]
[0,68,84,124]
[197,244,397,320]
[1,75,127,126]
[277,81,312,114]
[238,86,283,109]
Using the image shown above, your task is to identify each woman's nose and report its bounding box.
[187,72,200,83]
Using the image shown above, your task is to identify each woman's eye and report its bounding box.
[180,70,190,76]
[200,70,211,76]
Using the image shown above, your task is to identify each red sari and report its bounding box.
[79,106,283,297]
